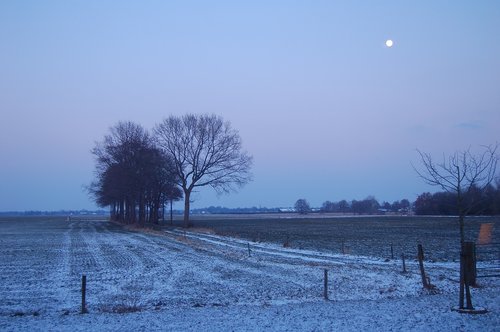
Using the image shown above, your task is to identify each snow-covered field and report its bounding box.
[0,217,498,331]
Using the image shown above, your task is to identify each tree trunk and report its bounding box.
[459,242,475,309]
[170,199,173,225]
[119,200,124,222]
[459,214,465,244]
[458,193,465,245]
[154,201,160,224]
[139,197,145,225]
[139,203,143,225]
[129,199,136,224]
[125,199,130,223]
[183,190,191,228]
[457,174,465,244]
[111,203,116,220]
[162,202,165,223]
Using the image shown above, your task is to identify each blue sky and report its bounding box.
[1,1,499,211]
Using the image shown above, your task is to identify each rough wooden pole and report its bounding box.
[391,243,394,260]
[459,248,465,309]
[81,275,87,314]
[324,269,329,300]
[402,253,407,273]
[417,244,429,288]
[462,242,475,309]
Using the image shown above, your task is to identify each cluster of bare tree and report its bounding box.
[321,197,410,215]
[89,122,182,224]
[414,182,500,216]
[295,197,411,215]
[89,114,252,226]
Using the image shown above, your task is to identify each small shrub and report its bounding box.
[99,293,142,314]
[283,236,290,248]
[100,303,142,314]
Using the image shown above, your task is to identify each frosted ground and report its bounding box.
[0,217,498,331]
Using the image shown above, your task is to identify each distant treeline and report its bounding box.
[191,206,282,214]
[0,210,109,217]
[414,183,500,216]
[318,197,411,215]
[316,183,500,216]
[4,183,499,217]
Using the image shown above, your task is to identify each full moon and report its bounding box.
[385,39,394,48]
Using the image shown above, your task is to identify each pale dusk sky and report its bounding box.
[1,1,499,211]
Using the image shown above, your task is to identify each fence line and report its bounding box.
[475,242,500,279]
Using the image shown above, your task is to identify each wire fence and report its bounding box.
[475,242,500,279]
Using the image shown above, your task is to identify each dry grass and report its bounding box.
[99,291,143,314]
[190,227,216,234]
[100,304,142,314]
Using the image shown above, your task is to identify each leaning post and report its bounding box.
[323,269,329,300]
[81,275,87,314]
[402,253,407,273]
[417,244,429,288]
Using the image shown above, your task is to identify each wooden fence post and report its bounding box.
[323,269,329,300]
[81,275,87,314]
[417,244,430,288]
[391,243,394,260]
[402,253,407,273]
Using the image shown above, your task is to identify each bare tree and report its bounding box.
[154,114,253,226]
[414,144,498,311]
[294,199,311,214]
[414,144,498,243]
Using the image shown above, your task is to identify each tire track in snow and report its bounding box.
[161,229,344,304]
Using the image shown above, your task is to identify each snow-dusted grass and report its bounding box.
[0,217,498,331]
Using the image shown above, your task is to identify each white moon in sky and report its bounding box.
[385,39,394,48]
